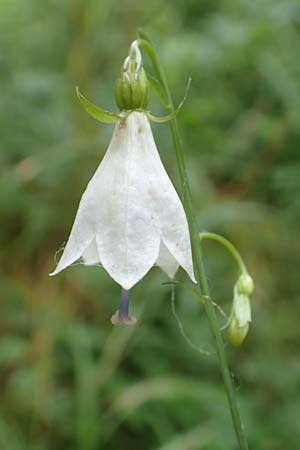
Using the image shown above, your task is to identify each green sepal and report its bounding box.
[76,87,122,124]
[147,77,191,123]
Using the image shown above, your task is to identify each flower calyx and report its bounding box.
[76,40,189,124]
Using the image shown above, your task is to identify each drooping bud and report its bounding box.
[228,274,254,346]
[115,40,150,111]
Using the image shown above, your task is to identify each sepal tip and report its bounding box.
[76,86,122,124]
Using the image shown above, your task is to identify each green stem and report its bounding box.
[200,231,248,275]
[139,32,248,450]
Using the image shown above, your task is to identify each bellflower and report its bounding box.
[50,41,195,323]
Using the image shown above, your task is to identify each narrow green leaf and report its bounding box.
[76,86,122,124]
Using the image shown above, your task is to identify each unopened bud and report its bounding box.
[228,274,253,346]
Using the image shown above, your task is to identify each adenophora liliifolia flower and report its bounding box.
[50,40,195,324]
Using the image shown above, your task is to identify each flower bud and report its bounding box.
[115,41,150,111]
[228,292,251,346]
[228,274,253,346]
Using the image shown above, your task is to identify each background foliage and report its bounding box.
[1,0,299,449]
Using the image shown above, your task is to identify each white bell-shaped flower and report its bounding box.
[50,111,195,290]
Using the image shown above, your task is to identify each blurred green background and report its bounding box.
[1,0,300,449]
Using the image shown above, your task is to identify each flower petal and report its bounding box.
[50,113,161,286]
[134,113,196,282]
[82,238,101,265]
[92,113,161,289]
[51,111,195,288]
[49,190,97,276]
[50,140,115,276]
[156,241,179,278]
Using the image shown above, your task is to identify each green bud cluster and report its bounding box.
[115,41,150,111]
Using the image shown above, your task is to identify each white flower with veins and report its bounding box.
[50,41,195,324]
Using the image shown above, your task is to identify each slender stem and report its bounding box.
[200,231,248,274]
[139,33,248,450]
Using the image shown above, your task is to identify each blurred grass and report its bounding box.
[1,0,300,449]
